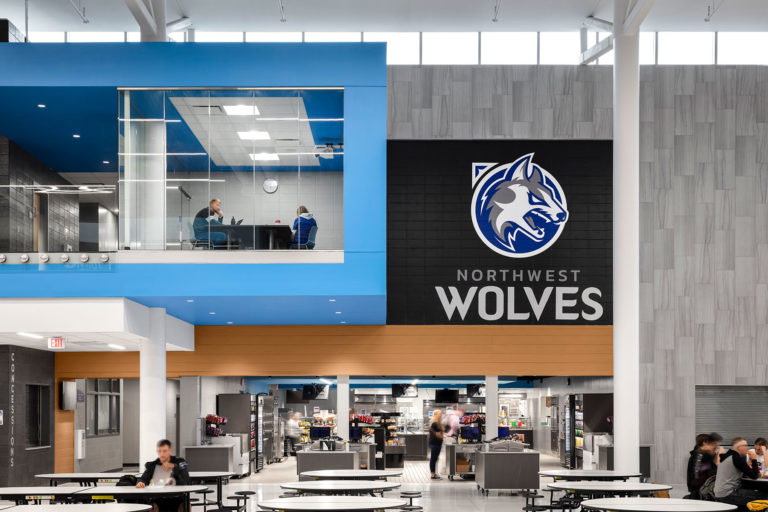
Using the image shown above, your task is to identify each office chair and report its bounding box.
[290,225,317,250]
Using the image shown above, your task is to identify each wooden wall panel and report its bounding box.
[55,325,612,379]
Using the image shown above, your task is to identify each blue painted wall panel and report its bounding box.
[0,43,387,325]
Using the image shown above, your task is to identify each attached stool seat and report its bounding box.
[399,491,423,511]
[191,489,216,512]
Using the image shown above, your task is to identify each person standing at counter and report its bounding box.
[286,412,301,456]
[442,408,462,476]
[429,410,444,480]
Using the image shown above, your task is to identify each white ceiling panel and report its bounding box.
[6,1,768,34]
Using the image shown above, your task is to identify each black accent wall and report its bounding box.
[387,139,613,325]
[0,345,55,486]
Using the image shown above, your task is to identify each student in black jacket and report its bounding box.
[687,432,723,498]
[137,439,190,512]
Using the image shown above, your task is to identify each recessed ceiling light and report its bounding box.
[102,160,110,164]
[78,186,90,191]
[237,130,271,141]
[17,331,44,339]
[72,134,80,138]
[209,311,216,315]
[227,321,233,325]
[320,378,332,385]
[186,299,194,303]
[335,311,342,314]
[329,299,336,302]
[37,104,46,108]
[107,344,126,350]
[223,105,260,116]
[249,152,280,161]
[340,321,347,324]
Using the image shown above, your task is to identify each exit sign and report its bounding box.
[47,337,65,349]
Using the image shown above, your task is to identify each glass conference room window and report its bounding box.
[119,87,344,251]
[85,378,120,437]
[26,385,51,447]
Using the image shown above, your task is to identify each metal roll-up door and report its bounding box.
[695,386,768,445]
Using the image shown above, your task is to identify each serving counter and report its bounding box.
[297,451,360,478]
[475,450,540,494]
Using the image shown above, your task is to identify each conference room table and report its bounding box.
[580,498,737,512]
[4,505,152,512]
[546,481,672,500]
[280,480,400,496]
[209,224,293,250]
[257,496,407,511]
[36,471,233,508]
[539,469,643,481]
[299,470,403,481]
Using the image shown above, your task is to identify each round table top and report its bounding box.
[548,481,672,493]
[0,487,83,496]
[540,470,644,480]
[188,472,236,478]
[258,496,407,511]
[580,498,737,512]
[72,485,209,495]
[8,505,152,512]
[280,480,401,493]
[36,473,132,480]
[300,470,403,480]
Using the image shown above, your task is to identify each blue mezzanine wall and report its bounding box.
[0,43,387,325]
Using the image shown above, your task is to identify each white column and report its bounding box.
[612,0,641,474]
[337,376,350,440]
[179,376,202,457]
[140,308,167,464]
[485,376,499,440]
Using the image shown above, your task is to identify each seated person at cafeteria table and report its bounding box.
[750,438,768,473]
[686,432,723,499]
[137,439,190,512]
[714,437,762,511]
[290,205,318,249]
[193,198,227,246]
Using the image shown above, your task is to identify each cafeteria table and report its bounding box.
[0,487,83,504]
[547,481,672,501]
[71,485,209,511]
[36,471,233,508]
[280,480,400,496]
[5,505,152,512]
[36,474,132,487]
[539,470,643,481]
[299,470,403,481]
[580,497,737,512]
[257,496,407,511]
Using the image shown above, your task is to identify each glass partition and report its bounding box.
[119,87,344,251]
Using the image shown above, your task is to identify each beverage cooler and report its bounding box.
[217,393,262,473]
[559,393,613,469]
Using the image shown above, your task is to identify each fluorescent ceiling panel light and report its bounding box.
[72,134,81,138]
[37,104,46,108]
[108,344,126,350]
[17,332,44,339]
[319,378,333,385]
[237,130,271,140]
[249,153,280,161]
[223,105,260,116]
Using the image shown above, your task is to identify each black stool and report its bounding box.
[521,490,549,512]
[191,489,216,512]
[399,491,423,511]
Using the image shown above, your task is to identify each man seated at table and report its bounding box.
[714,437,762,511]
[193,198,227,247]
[686,432,723,499]
[137,439,190,512]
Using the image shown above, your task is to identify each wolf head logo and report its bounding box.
[471,154,568,258]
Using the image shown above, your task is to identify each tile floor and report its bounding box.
[0,453,688,512]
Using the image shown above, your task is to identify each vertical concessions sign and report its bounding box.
[387,140,612,325]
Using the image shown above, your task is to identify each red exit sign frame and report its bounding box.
[47,337,65,349]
